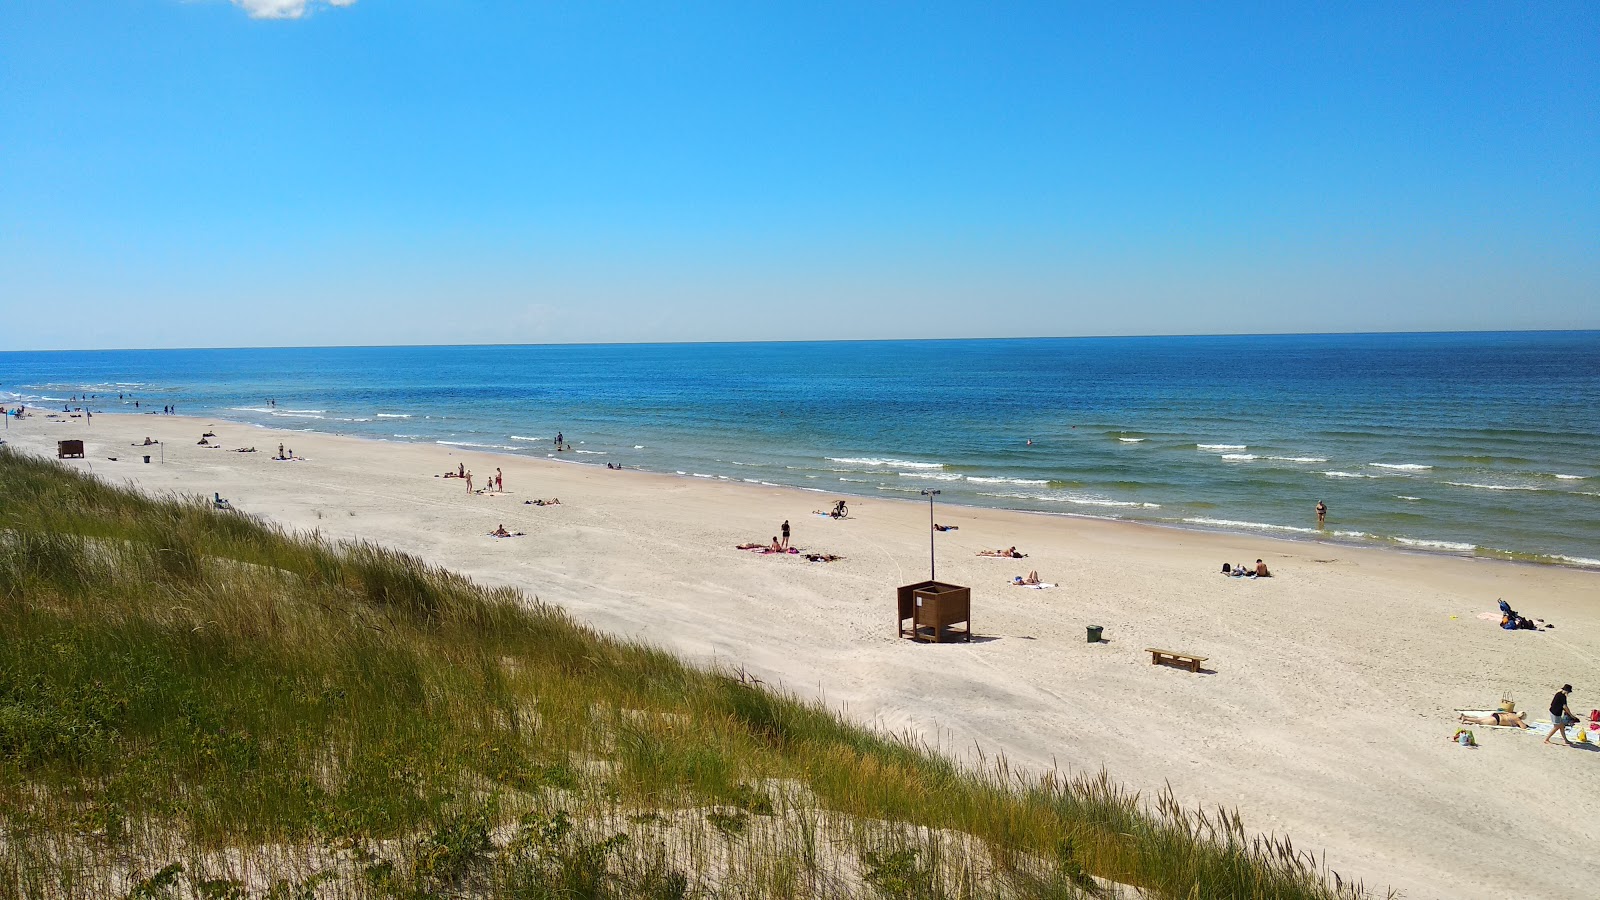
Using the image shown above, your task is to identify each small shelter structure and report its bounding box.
[57,439,85,459]
[897,580,972,643]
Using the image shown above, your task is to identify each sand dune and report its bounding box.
[7,411,1596,898]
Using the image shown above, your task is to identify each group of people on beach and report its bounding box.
[1458,685,1585,747]
[1221,559,1271,577]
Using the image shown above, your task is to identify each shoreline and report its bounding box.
[56,404,1600,573]
[5,410,1598,898]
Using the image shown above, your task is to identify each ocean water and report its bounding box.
[4,332,1599,567]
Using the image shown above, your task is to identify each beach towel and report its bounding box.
[1009,582,1056,589]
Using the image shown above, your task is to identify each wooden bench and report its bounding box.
[1145,647,1207,673]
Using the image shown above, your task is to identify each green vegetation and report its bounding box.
[0,448,1387,898]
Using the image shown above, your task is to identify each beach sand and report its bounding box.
[7,411,1597,898]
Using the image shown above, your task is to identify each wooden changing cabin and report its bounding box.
[897,580,972,643]
[57,440,85,459]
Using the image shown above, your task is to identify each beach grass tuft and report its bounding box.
[0,447,1390,898]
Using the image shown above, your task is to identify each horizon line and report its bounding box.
[2,327,1596,355]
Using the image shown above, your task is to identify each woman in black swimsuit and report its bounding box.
[1457,711,1529,729]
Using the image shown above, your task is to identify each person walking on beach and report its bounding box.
[465,470,474,494]
[780,519,790,550]
[1544,684,1577,746]
[1315,500,1327,527]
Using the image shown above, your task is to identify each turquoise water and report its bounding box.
[4,332,1599,567]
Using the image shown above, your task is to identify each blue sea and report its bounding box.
[4,332,1599,568]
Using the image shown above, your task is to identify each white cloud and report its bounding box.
[230,0,356,20]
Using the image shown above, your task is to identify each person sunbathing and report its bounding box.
[489,525,526,537]
[1012,571,1042,585]
[736,542,765,550]
[933,523,958,531]
[769,536,783,552]
[979,547,1026,558]
[1458,711,1529,729]
[1254,559,1271,577]
[804,552,841,562]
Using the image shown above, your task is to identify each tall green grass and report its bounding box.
[0,447,1389,898]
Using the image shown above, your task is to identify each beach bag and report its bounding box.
[1499,699,1516,713]
[1451,729,1476,747]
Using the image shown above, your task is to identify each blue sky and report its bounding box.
[1,1,1596,350]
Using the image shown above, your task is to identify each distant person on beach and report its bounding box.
[556,431,563,447]
[1545,685,1577,746]
[933,523,958,531]
[980,547,1025,558]
[1458,711,1529,729]
[492,524,511,537]
[277,443,284,458]
[495,468,503,492]
[458,462,465,478]
[780,520,790,549]
[465,471,474,493]
[1316,500,1327,526]
[1255,559,1271,577]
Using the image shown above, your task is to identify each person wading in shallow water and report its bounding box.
[1316,500,1327,527]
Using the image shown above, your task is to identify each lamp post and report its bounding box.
[921,489,941,580]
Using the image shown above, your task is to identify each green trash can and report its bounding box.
[1086,625,1103,643]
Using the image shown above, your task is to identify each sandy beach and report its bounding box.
[6,410,1596,898]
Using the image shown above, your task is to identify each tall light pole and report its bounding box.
[921,489,940,581]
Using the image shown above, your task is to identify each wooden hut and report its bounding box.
[896,580,972,643]
[56,439,85,459]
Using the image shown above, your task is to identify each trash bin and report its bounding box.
[1086,625,1103,643]
[143,455,151,464]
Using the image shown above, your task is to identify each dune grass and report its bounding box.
[0,447,1388,898]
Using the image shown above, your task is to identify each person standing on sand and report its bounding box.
[780,519,790,549]
[495,467,503,492]
[465,471,474,494]
[1544,684,1577,746]
[1316,500,1327,526]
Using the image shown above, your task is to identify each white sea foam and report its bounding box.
[634,445,645,449]
[436,440,517,451]
[574,449,606,455]
[509,436,545,443]
[1184,516,1317,534]
[375,413,411,419]
[979,491,1157,509]
[1395,495,1423,501]
[1118,437,1146,443]
[1550,555,1600,567]
[839,477,873,483]
[965,476,1050,485]
[1196,444,1246,451]
[1445,481,1539,492]
[1394,537,1476,552]
[1267,456,1328,463]
[1370,463,1432,471]
[743,478,762,483]
[1323,471,1376,479]
[898,471,963,481]
[1220,454,1258,461]
[1550,474,1587,480]
[828,456,944,469]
